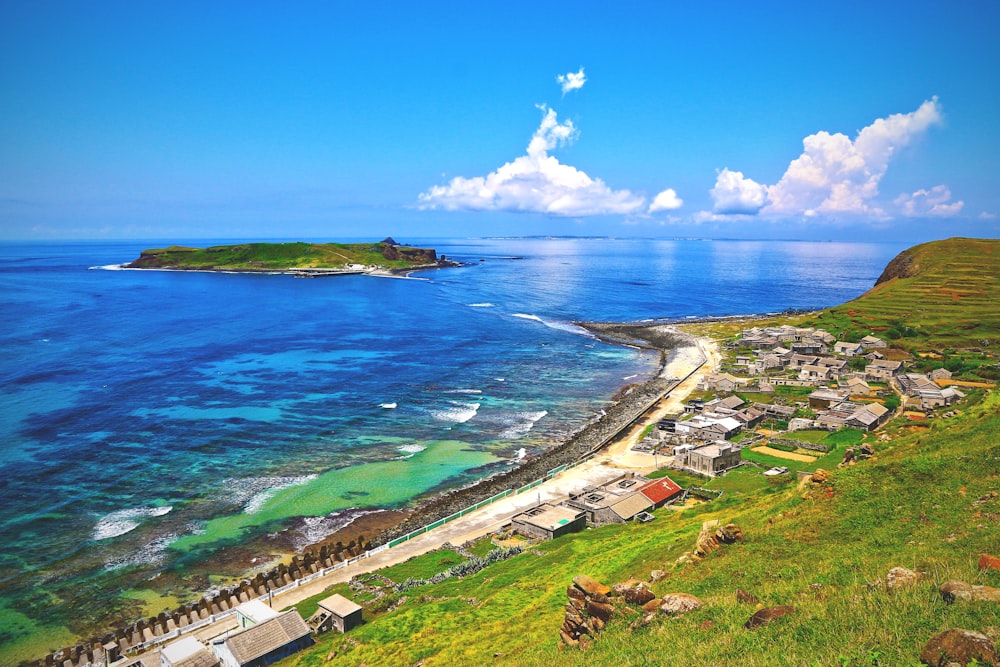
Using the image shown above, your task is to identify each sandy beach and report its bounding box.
[136,326,720,661]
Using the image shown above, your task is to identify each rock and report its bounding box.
[980,554,1000,573]
[744,605,796,630]
[841,448,856,465]
[919,628,998,666]
[573,575,611,597]
[698,620,715,631]
[641,599,661,613]
[736,589,759,605]
[859,443,875,457]
[716,523,744,544]
[940,581,1000,604]
[659,593,703,616]
[650,569,667,582]
[811,469,830,484]
[885,566,922,590]
[613,582,655,606]
[586,600,614,624]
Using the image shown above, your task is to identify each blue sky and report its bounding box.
[1,1,999,241]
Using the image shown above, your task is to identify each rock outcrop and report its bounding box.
[919,628,998,666]
[939,580,1000,604]
[744,605,796,630]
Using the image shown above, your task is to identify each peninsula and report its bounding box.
[125,238,459,275]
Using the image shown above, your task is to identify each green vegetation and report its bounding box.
[278,237,1000,666]
[126,240,442,271]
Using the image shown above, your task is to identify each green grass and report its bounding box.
[376,549,465,584]
[282,390,1000,666]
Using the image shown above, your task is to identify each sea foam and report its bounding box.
[499,410,548,439]
[220,475,318,515]
[431,401,480,424]
[92,506,173,541]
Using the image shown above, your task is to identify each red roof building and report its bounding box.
[638,477,684,507]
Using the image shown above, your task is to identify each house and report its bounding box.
[808,388,848,409]
[638,477,684,507]
[676,414,742,441]
[898,373,938,396]
[844,403,891,431]
[866,359,903,381]
[834,341,865,356]
[929,367,953,381]
[860,335,887,349]
[511,502,586,540]
[865,350,886,361]
[789,354,820,369]
[675,442,742,476]
[564,474,654,525]
[161,637,219,667]
[816,357,849,377]
[307,594,363,634]
[732,406,766,429]
[799,364,832,382]
[211,610,312,667]
[788,417,818,431]
[705,395,745,411]
[839,377,871,396]
[790,340,825,355]
[754,402,796,419]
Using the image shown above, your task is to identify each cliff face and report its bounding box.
[380,243,436,264]
[873,247,918,286]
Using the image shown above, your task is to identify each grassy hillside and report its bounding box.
[808,237,999,351]
[272,237,1000,667]
[126,240,440,270]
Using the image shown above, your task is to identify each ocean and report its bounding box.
[0,237,906,660]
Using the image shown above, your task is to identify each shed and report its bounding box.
[308,594,363,634]
[234,600,279,629]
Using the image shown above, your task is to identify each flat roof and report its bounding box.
[318,593,362,617]
[515,503,583,531]
[235,599,280,624]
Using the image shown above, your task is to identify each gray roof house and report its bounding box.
[511,503,586,540]
[307,594,363,634]
[211,610,312,667]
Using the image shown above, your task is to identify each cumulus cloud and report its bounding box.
[763,98,942,217]
[710,168,768,214]
[894,185,964,217]
[709,98,945,220]
[557,67,586,95]
[649,188,683,212]
[417,105,646,216]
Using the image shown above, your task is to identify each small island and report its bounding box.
[125,238,460,276]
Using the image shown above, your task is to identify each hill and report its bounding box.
[125,240,445,271]
[274,238,1000,667]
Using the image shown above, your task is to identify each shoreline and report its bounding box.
[22,321,715,667]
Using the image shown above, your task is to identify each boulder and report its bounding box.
[717,523,744,544]
[940,580,1000,604]
[979,554,1000,573]
[919,628,998,666]
[650,569,667,582]
[744,605,796,630]
[811,469,830,484]
[573,575,611,597]
[586,600,615,625]
[659,593,703,616]
[613,581,656,606]
[885,566,922,590]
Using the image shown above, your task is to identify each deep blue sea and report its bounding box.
[0,237,907,656]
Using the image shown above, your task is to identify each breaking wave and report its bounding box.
[499,410,548,439]
[431,401,480,424]
[92,506,173,541]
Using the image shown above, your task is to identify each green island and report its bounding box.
[268,237,998,667]
[125,238,457,274]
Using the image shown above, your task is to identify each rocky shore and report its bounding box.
[368,323,700,547]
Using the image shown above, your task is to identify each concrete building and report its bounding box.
[161,637,219,667]
[211,610,312,667]
[675,442,742,476]
[511,503,586,540]
[308,594,363,634]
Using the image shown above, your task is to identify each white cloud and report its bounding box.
[417,105,646,216]
[979,211,998,220]
[708,98,945,220]
[557,67,586,95]
[894,185,964,217]
[649,188,683,212]
[763,98,943,217]
[710,168,768,214]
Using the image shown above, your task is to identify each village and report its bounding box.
[33,324,979,667]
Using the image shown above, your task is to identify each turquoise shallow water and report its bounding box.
[0,237,906,657]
